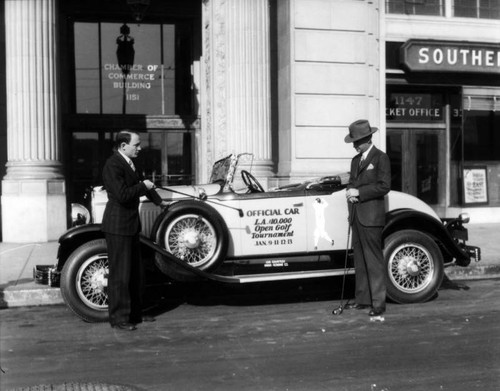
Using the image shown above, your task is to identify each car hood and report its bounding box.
[154,183,223,200]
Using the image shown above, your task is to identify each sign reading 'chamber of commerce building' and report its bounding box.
[104,63,160,102]
[401,40,500,74]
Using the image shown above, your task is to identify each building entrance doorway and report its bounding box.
[61,1,202,209]
[386,128,445,206]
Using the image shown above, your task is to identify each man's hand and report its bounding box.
[143,179,156,190]
[346,188,359,198]
[346,188,359,203]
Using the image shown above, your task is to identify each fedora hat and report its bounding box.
[344,119,378,143]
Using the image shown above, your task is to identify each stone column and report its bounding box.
[2,0,66,242]
[202,0,273,185]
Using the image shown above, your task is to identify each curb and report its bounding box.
[445,264,500,280]
[5,383,141,391]
[0,284,63,308]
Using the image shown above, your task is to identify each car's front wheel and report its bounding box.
[60,239,109,323]
[384,230,444,304]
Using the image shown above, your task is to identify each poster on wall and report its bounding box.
[463,167,488,205]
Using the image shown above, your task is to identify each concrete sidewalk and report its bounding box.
[1,224,499,309]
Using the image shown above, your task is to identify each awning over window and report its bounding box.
[463,87,500,111]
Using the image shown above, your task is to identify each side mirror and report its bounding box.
[198,188,207,201]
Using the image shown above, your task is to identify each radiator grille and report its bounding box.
[139,204,162,237]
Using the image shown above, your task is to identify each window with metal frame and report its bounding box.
[454,0,500,19]
[74,21,193,115]
[385,0,444,16]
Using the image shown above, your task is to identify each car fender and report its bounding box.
[56,224,105,269]
[384,209,469,264]
[149,199,222,240]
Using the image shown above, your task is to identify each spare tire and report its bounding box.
[154,201,229,278]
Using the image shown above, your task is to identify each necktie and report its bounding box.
[129,160,135,172]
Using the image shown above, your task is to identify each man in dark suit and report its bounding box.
[102,130,166,331]
[342,119,391,317]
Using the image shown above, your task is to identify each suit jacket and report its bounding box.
[101,152,162,236]
[347,146,391,227]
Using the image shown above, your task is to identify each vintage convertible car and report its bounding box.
[50,153,480,322]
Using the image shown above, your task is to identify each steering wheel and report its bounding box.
[241,170,265,193]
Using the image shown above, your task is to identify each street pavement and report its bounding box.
[1,279,499,391]
[0,223,499,309]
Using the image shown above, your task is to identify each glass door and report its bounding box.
[387,128,445,206]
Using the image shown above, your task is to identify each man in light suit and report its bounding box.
[102,130,166,331]
[342,119,391,317]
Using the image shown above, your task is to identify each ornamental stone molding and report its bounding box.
[201,0,273,182]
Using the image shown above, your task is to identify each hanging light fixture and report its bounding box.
[116,24,135,75]
[127,0,151,23]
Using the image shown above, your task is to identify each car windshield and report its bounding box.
[209,153,349,192]
[209,154,237,185]
[209,153,255,191]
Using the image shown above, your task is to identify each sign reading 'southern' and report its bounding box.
[401,40,500,74]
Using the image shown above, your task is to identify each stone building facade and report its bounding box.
[1,0,498,242]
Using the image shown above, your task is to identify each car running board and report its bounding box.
[140,235,354,284]
[226,269,355,283]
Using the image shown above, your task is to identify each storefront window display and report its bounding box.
[451,104,500,206]
[386,87,500,208]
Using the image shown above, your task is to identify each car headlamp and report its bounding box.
[71,203,91,226]
[459,213,470,224]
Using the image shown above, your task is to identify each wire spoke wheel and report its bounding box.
[76,254,109,310]
[384,230,443,303]
[165,214,217,267]
[388,243,433,293]
[60,239,110,322]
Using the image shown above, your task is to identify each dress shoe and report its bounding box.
[368,307,385,317]
[111,322,137,331]
[344,303,371,310]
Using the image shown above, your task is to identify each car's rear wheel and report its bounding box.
[60,239,109,323]
[154,201,229,278]
[384,230,444,304]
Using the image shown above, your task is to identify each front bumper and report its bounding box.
[444,215,481,266]
[463,245,481,264]
[33,265,60,287]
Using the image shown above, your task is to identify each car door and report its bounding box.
[233,195,308,257]
[304,189,350,253]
